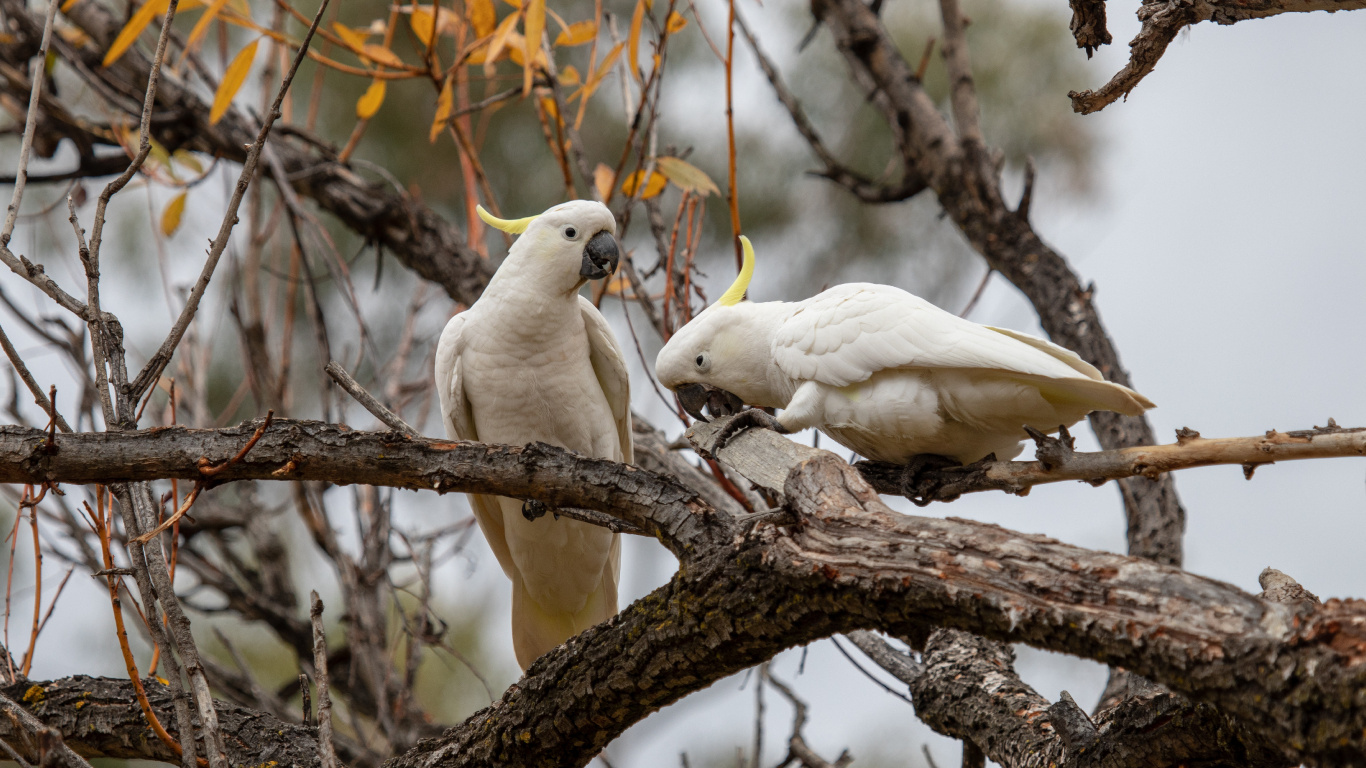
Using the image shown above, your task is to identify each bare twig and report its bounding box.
[0,324,72,433]
[324,361,418,436]
[0,0,60,247]
[310,592,338,768]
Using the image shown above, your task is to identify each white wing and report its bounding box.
[772,283,1152,413]
[434,312,515,578]
[579,295,633,465]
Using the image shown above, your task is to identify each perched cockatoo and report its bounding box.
[434,200,630,670]
[656,236,1153,467]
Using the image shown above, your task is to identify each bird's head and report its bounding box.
[479,200,620,292]
[656,236,783,420]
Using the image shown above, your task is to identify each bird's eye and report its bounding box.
[563,226,578,239]
[695,353,709,371]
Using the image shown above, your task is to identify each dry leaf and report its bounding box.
[356,79,386,118]
[172,149,204,174]
[621,169,666,200]
[467,0,496,37]
[410,6,434,43]
[332,22,369,54]
[656,156,719,197]
[185,0,231,53]
[362,44,404,68]
[626,0,645,83]
[209,38,258,124]
[554,19,595,46]
[104,0,169,66]
[581,41,624,100]
[483,10,520,74]
[161,191,187,236]
[559,64,580,86]
[665,10,687,33]
[593,163,615,202]
[430,75,453,143]
[522,0,544,94]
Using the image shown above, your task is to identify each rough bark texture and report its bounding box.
[0,676,318,768]
[7,420,1366,767]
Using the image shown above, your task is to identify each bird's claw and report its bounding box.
[711,409,789,453]
[898,453,970,507]
[522,499,548,521]
[1024,424,1074,470]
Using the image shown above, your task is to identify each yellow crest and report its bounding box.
[717,235,755,306]
[476,205,538,235]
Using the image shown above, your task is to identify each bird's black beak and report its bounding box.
[674,383,744,422]
[580,230,620,280]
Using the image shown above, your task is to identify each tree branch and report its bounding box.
[1069,0,1366,114]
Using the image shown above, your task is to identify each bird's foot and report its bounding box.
[1023,424,1074,470]
[711,408,790,454]
[896,450,994,505]
[522,499,548,522]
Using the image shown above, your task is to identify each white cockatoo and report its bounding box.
[434,200,631,670]
[656,236,1153,467]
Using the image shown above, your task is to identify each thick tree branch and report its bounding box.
[0,676,319,768]
[1069,0,1366,114]
[0,419,730,557]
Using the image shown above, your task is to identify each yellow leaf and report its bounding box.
[627,0,645,83]
[227,0,249,15]
[59,0,80,12]
[554,19,595,46]
[593,163,615,202]
[621,169,665,200]
[558,64,579,86]
[482,10,520,74]
[103,0,169,67]
[522,0,544,94]
[410,6,434,44]
[331,22,369,55]
[430,75,453,143]
[356,78,385,119]
[603,274,631,296]
[185,0,231,53]
[665,10,687,33]
[209,38,258,124]
[57,27,91,48]
[362,44,404,68]
[656,156,719,197]
[467,0,496,37]
[161,191,187,236]
[581,41,624,100]
[540,96,559,122]
[500,0,521,7]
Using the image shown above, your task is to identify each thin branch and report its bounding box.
[324,361,417,436]
[309,593,338,768]
[0,0,60,247]
[0,324,72,433]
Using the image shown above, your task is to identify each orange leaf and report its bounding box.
[430,75,453,143]
[104,0,169,66]
[621,169,665,200]
[209,38,258,124]
[160,191,187,236]
[593,163,615,202]
[554,19,595,46]
[467,0,496,37]
[522,0,544,94]
[482,10,520,74]
[558,64,580,86]
[581,41,624,100]
[356,78,386,119]
[331,22,370,55]
[362,44,404,68]
[184,0,231,53]
[627,0,645,83]
[665,10,687,33]
[410,6,434,44]
[656,156,719,197]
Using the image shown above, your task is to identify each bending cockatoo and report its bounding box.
[435,200,630,670]
[656,236,1153,467]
